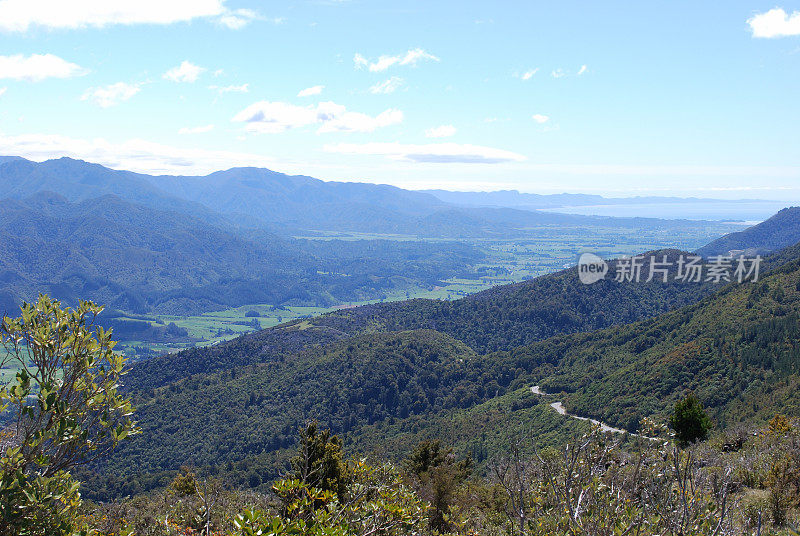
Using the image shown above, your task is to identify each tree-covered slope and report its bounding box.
[319,249,725,353]
[92,257,800,500]
[92,330,503,494]
[524,255,800,431]
[0,192,484,315]
[697,206,800,257]
[125,249,721,392]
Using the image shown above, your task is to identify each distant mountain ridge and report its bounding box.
[154,166,446,226]
[0,157,449,234]
[421,189,769,209]
[0,157,233,227]
[0,156,757,237]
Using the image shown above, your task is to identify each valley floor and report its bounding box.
[113,223,738,358]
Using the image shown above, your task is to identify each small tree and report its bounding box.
[406,439,472,533]
[669,392,712,447]
[0,295,138,534]
[288,421,347,498]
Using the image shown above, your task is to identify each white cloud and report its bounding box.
[81,82,141,108]
[0,53,86,81]
[369,76,403,94]
[218,9,284,29]
[748,8,800,38]
[233,101,317,133]
[532,114,550,124]
[179,124,214,134]
[520,68,538,80]
[164,61,205,83]
[0,0,230,31]
[0,131,286,175]
[551,68,566,78]
[298,85,324,97]
[353,48,439,72]
[233,100,403,134]
[209,83,249,94]
[0,87,6,97]
[218,8,258,29]
[425,125,456,138]
[353,53,368,69]
[324,142,526,164]
[577,64,588,75]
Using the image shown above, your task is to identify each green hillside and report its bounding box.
[83,245,800,502]
[697,206,800,257]
[122,249,726,391]
[529,255,800,430]
[0,192,484,316]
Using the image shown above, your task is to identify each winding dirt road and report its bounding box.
[531,385,636,435]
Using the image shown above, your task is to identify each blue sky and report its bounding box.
[1,1,799,199]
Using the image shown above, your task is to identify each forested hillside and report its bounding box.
[122,249,722,390]
[697,206,800,257]
[89,241,800,503]
[530,255,800,430]
[0,192,484,315]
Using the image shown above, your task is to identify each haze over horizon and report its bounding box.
[1,1,799,200]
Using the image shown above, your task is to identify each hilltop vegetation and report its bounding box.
[80,418,800,536]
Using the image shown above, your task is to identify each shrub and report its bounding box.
[669,392,712,447]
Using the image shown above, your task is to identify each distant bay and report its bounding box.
[538,200,790,223]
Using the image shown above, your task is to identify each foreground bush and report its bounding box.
[0,295,138,535]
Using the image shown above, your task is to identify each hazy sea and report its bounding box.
[539,200,791,223]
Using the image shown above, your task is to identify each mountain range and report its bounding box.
[697,205,800,257]
[0,156,754,317]
[0,157,756,237]
[421,189,768,210]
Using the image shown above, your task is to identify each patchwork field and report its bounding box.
[111,221,741,358]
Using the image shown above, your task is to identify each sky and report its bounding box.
[0,1,799,199]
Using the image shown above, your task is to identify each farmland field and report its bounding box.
[111,221,741,358]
